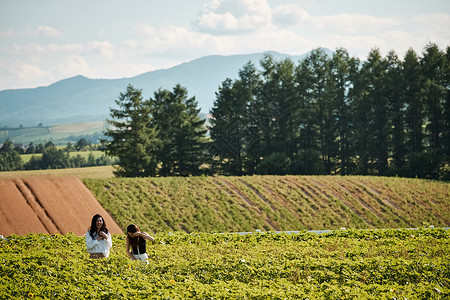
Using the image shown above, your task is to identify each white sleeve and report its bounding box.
[105,232,112,250]
[85,231,99,250]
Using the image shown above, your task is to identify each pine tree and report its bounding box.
[357,48,388,175]
[443,46,450,164]
[421,43,446,157]
[254,56,297,174]
[403,48,424,156]
[293,49,328,174]
[210,78,246,175]
[102,85,159,177]
[385,50,406,172]
[327,48,358,175]
[233,61,261,174]
[150,84,209,176]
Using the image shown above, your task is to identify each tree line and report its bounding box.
[102,43,449,180]
[0,139,116,171]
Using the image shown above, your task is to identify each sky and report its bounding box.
[0,0,449,91]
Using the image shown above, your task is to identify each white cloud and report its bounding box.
[411,13,450,43]
[32,26,63,38]
[271,3,400,34]
[100,62,156,79]
[317,14,399,34]
[59,55,89,71]
[272,5,311,28]
[46,43,84,54]
[0,58,47,90]
[21,43,83,55]
[15,63,46,81]
[48,55,92,81]
[0,29,14,38]
[86,41,114,59]
[125,25,212,56]
[132,24,157,37]
[267,3,449,59]
[193,0,271,33]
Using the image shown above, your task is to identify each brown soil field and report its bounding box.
[0,176,122,236]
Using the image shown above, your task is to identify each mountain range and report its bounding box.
[0,50,324,127]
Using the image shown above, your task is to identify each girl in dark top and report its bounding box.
[126,224,154,262]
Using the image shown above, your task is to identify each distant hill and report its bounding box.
[0,50,324,127]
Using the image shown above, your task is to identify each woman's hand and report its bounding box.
[98,231,107,240]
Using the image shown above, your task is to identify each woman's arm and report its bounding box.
[125,237,136,260]
[139,232,155,242]
[85,231,99,250]
[104,232,113,250]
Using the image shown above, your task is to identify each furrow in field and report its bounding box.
[312,177,379,227]
[14,179,60,234]
[343,178,413,228]
[0,179,49,235]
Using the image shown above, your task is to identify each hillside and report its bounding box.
[83,175,450,233]
[0,51,315,127]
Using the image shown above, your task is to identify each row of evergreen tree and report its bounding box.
[102,43,449,180]
[211,44,450,178]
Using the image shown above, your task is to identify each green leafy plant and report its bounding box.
[1,229,448,299]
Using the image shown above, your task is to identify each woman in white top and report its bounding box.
[126,224,154,262]
[85,214,112,259]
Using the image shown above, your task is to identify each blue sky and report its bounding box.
[1,0,449,91]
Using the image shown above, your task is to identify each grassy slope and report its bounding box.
[82,175,450,234]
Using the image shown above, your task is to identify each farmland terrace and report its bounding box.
[0,175,448,235]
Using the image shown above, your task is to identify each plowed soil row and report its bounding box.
[0,176,122,236]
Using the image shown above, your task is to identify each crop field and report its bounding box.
[83,175,450,234]
[0,228,448,299]
[1,172,449,298]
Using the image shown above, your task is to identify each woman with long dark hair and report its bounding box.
[85,214,112,259]
[126,224,154,262]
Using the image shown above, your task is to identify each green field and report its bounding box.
[1,229,448,299]
[83,175,450,234]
